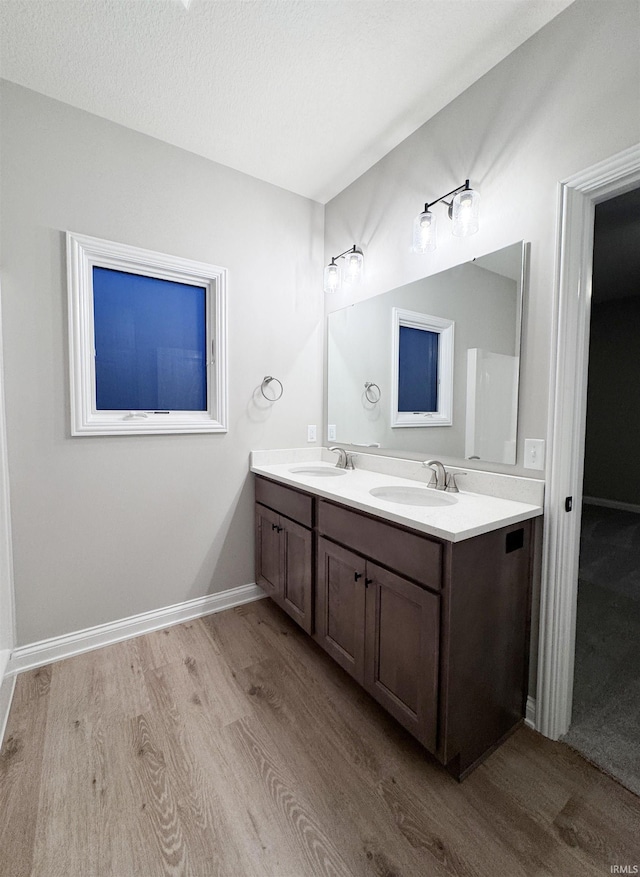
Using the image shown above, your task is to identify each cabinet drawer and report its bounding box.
[318,500,442,591]
[255,476,313,528]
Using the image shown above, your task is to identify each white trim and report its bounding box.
[537,144,640,740]
[0,673,16,747]
[390,307,454,427]
[0,283,17,746]
[7,583,266,676]
[525,695,536,730]
[67,232,228,435]
[0,285,16,658]
[583,495,640,515]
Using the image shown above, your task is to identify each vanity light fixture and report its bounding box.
[323,245,364,293]
[412,179,480,253]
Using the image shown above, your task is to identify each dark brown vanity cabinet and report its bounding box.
[254,474,534,779]
[255,478,313,634]
[314,538,366,681]
[316,536,439,751]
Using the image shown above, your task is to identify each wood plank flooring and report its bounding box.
[1,597,639,877]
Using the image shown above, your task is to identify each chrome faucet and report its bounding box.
[423,459,446,490]
[329,447,355,470]
[423,460,462,492]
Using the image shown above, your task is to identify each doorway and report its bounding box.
[536,144,640,744]
[561,188,640,795]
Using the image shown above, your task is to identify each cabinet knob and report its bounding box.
[365,578,372,587]
[354,572,363,581]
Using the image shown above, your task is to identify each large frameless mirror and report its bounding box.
[326,241,526,465]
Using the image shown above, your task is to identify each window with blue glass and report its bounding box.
[398,326,439,412]
[67,232,227,435]
[93,268,207,412]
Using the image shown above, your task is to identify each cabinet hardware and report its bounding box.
[505,528,524,553]
[271,523,283,533]
[365,577,372,587]
[354,572,363,581]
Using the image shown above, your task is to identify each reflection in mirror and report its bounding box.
[327,242,526,465]
[391,308,454,427]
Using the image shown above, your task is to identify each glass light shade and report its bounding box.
[323,261,341,293]
[343,248,364,284]
[451,187,480,237]
[412,209,436,253]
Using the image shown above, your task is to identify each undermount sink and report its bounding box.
[289,465,347,477]
[369,485,458,507]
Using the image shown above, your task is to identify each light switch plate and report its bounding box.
[524,438,545,470]
[327,424,337,441]
[307,424,317,442]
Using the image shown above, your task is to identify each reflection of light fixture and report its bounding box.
[412,179,480,253]
[324,245,364,293]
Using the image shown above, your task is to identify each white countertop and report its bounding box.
[251,454,543,543]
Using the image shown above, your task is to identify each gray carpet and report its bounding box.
[561,504,640,797]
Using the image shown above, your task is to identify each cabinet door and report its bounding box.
[316,537,366,684]
[255,503,282,599]
[364,562,439,751]
[281,518,313,634]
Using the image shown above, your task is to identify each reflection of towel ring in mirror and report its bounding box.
[364,382,381,403]
[261,376,284,401]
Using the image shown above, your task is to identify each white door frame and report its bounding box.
[536,143,640,740]
[0,282,17,744]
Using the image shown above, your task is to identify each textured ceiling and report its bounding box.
[0,0,574,202]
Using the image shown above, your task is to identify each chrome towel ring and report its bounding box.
[261,376,283,401]
[364,381,381,403]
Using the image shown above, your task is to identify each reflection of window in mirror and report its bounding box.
[398,326,438,412]
[391,308,453,427]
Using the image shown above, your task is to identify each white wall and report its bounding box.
[324,0,640,477]
[0,82,324,646]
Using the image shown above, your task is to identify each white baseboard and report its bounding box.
[0,672,16,747]
[7,582,266,676]
[525,695,536,730]
[583,495,640,515]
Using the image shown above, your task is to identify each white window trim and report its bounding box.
[67,232,228,436]
[391,307,454,428]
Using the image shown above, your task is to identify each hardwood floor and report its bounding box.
[2,598,639,877]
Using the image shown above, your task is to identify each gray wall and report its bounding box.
[2,0,639,653]
[323,0,640,477]
[0,82,324,645]
[323,0,639,695]
[583,297,640,506]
